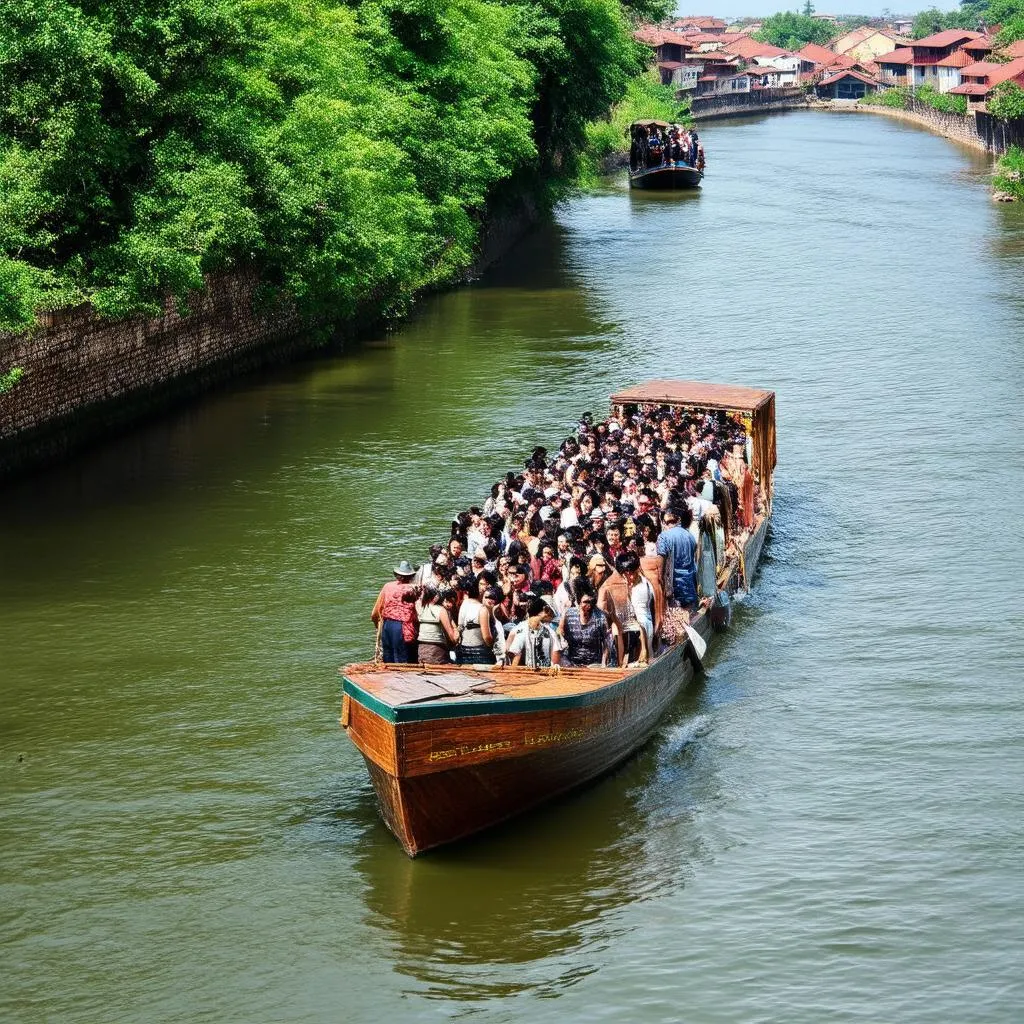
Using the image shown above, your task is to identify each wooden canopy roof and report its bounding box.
[611,379,777,497]
[610,379,774,414]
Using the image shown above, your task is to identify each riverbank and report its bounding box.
[0,0,655,482]
[691,88,810,122]
[0,198,540,483]
[827,99,992,153]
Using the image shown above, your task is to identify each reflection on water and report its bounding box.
[351,692,713,1000]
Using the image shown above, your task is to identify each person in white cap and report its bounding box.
[370,561,419,663]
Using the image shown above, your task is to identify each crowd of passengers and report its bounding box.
[630,124,705,173]
[371,404,761,671]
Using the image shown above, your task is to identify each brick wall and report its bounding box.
[0,198,541,483]
[0,272,313,480]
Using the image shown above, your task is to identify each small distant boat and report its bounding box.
[628,119,704,190]
[341,381,774,856]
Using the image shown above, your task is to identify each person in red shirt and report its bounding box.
[370,561,419,663]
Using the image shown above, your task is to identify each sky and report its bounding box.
[678,2,963,19]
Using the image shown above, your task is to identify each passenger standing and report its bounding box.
[558,583,609,667]
[415,586,460,664]
[370,561,419,663]
[616,552,655,665]
[508,597,563,668]
[656,508,698,609]
[456,579,497,665]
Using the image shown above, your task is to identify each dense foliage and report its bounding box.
[909,0,1024,43]
[989,81,1024,118]
[994,143,1024,198]
[0,0,667,334]
[754,12,835,50]
[863,84,969,114]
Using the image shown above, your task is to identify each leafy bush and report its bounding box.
[861,86,967,115]
[994,144,1024,199]
[989,82,1024,120]
[0,0,652,334]
[864,87,912,108]
[754,11,834,49]
[916,85,969,115]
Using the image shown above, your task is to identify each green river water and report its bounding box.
[2,110,1023,1023]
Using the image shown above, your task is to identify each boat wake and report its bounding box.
[660,713,712,756]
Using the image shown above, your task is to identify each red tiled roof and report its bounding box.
[634,27,696,48]
[876,47,914,65]
[818,68,880,87]
[948,56,1024,94]
[657,61,683,70]
[798,42,840,65]
[962,36,994,51]
[724,37,789,59]
[911,29,984,49]
[673,16,727,29]
[685,32,744,44]
[832,25,908,50]
[1002,40,1024,58]
[937,49,973,67]
[949,82,990,95]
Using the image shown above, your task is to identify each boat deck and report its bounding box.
[342,662,641,722]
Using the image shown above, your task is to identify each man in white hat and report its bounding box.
[370,560,419,663]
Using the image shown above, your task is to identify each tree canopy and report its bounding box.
[0,0,664,334]
[754,11,835,50]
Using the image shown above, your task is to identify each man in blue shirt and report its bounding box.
[656,507,698,609]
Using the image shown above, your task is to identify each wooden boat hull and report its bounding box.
[342,515,769,856]
[343,637,701,856]
[629,164,703,190]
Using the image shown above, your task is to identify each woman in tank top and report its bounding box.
[456,578,496,665]
[415,586,459,665]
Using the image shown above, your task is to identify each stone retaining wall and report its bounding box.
[0,273,314,480]
[691,88,809,122]
[0,199,540,483]
[852,100,989,152]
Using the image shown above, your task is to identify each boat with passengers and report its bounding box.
[629,120,704,190]
[341,380,775,856]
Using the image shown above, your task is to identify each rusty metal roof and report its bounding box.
[610,379,774,413]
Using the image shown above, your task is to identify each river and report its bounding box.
[2,110,1023,1023]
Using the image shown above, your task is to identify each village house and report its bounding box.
[815,68,885,100]
[694,56,744,95]
[673,15,728,34]
[633,26,695,65]
[878,29,989,92]
[671,63,703,92]
[949,56,1024,110]
[831,25,909,63]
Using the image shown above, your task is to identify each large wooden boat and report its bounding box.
[341,381,776,856]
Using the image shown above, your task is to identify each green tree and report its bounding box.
[0,0,653,333]
[989,81,1024,118]
[802,0,816,16]
[754,11,834,49]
